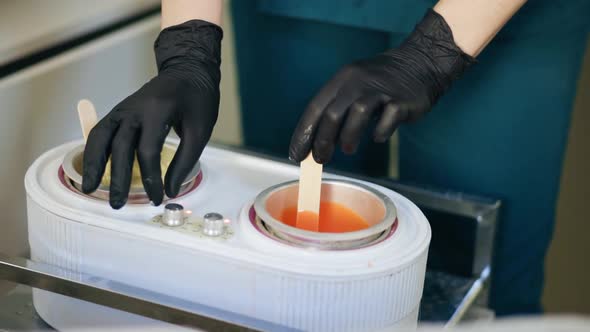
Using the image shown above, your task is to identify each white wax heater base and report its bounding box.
[25,139,431,332]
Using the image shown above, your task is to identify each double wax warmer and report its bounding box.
[25,139,431,331]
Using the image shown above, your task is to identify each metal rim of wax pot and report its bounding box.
[253,179,397,250]
[61,144,201,202]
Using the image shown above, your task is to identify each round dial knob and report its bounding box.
[162,203,185,227]
[202,212,225,237]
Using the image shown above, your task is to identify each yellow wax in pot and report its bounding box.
[100,146,176,189]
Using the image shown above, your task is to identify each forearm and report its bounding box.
[434,0,526,56]
[161,0,223,29]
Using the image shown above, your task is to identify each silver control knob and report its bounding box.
[162,203,185,227]
[202,212,225,237]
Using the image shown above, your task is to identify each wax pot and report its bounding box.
[254,179,397,250]
[61,143,201,203]
[25,139,431,331]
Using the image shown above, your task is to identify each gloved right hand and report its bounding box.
[82,20,223,209]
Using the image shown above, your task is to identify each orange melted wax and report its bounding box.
[280,201,369,233]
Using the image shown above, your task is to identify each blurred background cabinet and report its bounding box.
[0,1,160,269]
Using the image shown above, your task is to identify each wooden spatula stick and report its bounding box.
[77,99,98,142]
[296,153,323,231]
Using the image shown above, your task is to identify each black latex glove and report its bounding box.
[289,9,476,163]
[82,20,222,209]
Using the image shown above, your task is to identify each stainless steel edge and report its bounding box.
[0,253,297,332]
[445,266,491,328]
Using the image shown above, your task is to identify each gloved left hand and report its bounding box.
[289,9,475,164]
[82,20,223,209]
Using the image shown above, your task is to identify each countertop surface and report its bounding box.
[0,0,159,66]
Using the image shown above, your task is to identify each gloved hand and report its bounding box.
[82,20,222,209]
[289,9,476,163]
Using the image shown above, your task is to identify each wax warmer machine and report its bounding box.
[24,139,431,331]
